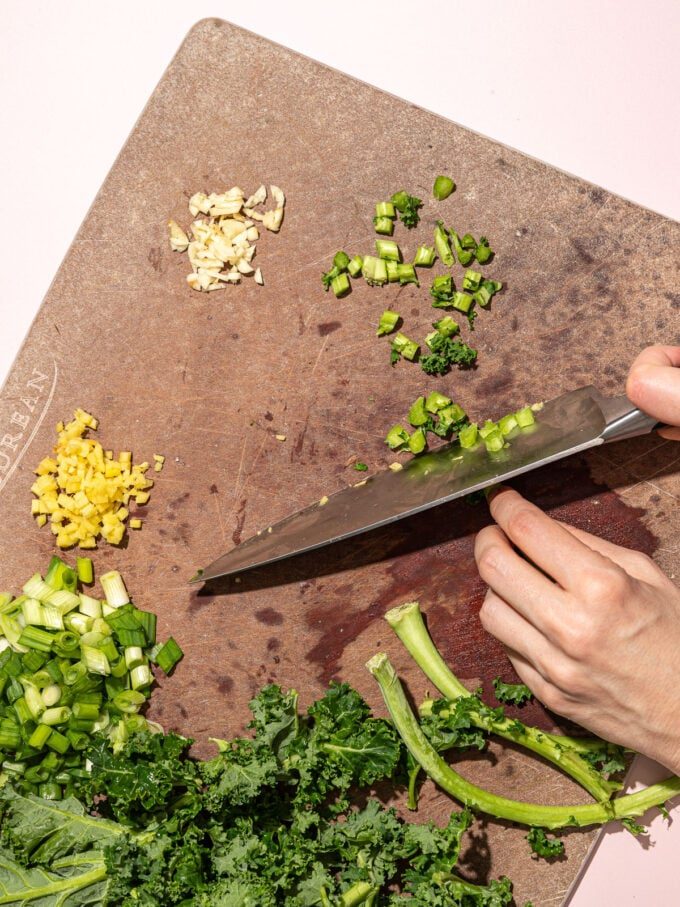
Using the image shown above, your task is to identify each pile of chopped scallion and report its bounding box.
[0,556,182,799]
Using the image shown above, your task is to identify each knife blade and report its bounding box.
[192,386,656,583]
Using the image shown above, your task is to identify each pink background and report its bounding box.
[1,3,679,903]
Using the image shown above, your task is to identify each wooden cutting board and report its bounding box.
[1,19,678,905]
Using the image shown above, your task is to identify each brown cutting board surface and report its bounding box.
[1,18,679,905]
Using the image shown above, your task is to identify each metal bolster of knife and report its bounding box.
[595,392,659,443]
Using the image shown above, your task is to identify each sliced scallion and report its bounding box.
[76,557,94,584]
[153,637,183,675]
[100,571,130,608]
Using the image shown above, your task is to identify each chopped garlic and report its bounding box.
[167,220,189,252]
[388,462,404,472]
[275,434,287,442]
[169,183,285,292]
[31,411,160,549]
[319,495,329,506]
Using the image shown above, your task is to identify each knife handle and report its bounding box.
[598,394,659,443]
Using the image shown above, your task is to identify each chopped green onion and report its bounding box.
[408,397,429,427]
[414,245,436,267]
[462,269,482,291]
[130,664,152,690]
[46,730,69,754]
[391,333,419,361]
[385,425,410,451]
[44,557,78,593]
[452,292,474,313]
[386,261,400,283]
[376,310,400,336]
[353,462,368,472]
[23,575,53,603]
[375,239,400,261]
[72,702,99,721]
[45,589,80,614]
[62,662,87,686]
[113,690,146,714]
[408,428,427,455]
[425,392,453,413]
[333,250,351,271]
[18,626,54,653]
[153,638,183,675]
[397,264,418,286]
[373,215,394,235]
[28,724,52,749]
[100,571,129,608]
[64,613,92,635]
[25,686,46,719]
[433,175,455,200]
[134,609,156,646]
[432,316,459,338]
[124,646,145,670]
[361,256,388,286]
[475,236,494,264]
[330,273,351,298]
[42,684,62,707]
[41,706,71,726]
[81,645,110,676]
[516,406,536,428]
[434,221,454,266]
[375,202,395,218]
[76,558,93,584]
[347,255,363,277]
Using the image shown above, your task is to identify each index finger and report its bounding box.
[488,487,614,591]
[626,345,680,435]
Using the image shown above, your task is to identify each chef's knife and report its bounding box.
[192,387,657,584]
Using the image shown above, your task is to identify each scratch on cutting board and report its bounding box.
[310,336,329,376]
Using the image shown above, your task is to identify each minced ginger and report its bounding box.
[31,409,162,548]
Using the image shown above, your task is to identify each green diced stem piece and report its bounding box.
[484,431,505,453]
[331,272,351,298]
[362,256,388,286]
[408,397,429,427]
[458,423,479,448]
[462,269,482,291]
[375,239,400,261]
[397,264,418,286]
[385,425,410,450]
[433,175,455,200]
[333,251,350,271]
[499,414,519,436]
[408,429,428,455]
[475,238,494,264]
[432,316,459,337]
[434,222,454,266]
[461,233,477,250]
[386,261,400,283]
[414,245,436,267]
[516,406,536,427]
[347,255,363,277]
[375,202,396,218]
[373,216,394,235]
[425,392,452,413]
[479,421,499,439]
[392,333,419,360]
[376,310,400,336]
[452,292,474,313]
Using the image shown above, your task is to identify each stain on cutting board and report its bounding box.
[0,18,678,907]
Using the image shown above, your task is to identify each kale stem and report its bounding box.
[339,881,380,905]
[385,602,619,802]
[368,653,680,830]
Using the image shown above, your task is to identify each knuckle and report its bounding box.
[548,660,583,696]
[477,544,505,578]
[580,565,628,604]
[554,612,599,659]
[506,506,539,542]
[539,683,567,714]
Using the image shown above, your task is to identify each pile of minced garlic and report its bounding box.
[168,184,285,292]
[31,409,163,548]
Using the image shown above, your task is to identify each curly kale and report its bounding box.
[493,678,534,707]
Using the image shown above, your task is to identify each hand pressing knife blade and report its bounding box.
[192,386,657,584]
